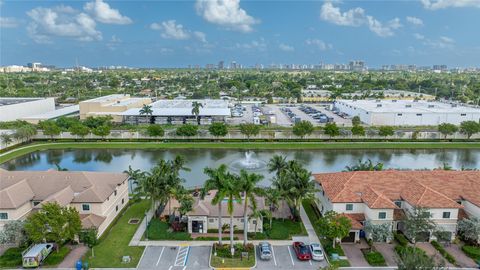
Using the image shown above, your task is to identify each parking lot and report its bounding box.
[138,244,328,270]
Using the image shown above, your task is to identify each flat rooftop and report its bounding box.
[122,99,230,117]
[81,94,128,103]
[21,105,79,121]
[0,97,44,106]
[336,99,480,114]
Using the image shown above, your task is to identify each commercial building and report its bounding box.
[313,170,480,243]
[122,99,231,125]
[334,99,480,126]
[0,169,129,237]
[79,94,151,122]
[21,105,79,124]
[0,98,55,122]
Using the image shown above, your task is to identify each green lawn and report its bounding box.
[210,244,255,268]
[0,247,23,269]
[83,200,150,268]
[2,141,480,163]
[144,219,192,240]
[268,219,307,239]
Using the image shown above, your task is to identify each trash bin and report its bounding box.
[75,260,82,270]
[83,261,89,270]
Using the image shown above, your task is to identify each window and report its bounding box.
[0,213,8,220]
[378,212,387,219]
[253,220,257,225]
[397,113,403,116]
[442,212,451,219]
[116,205,119,212]
[122,198,125,204]
[346,204,353,211]
[208,218,215,223]
[114,190,117,196]
[82,204,90,211]
[416,114,422,116]
[394,201,402,208]
[461,114,467,116]
[32,201,41,206]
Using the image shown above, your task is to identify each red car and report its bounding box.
[292,242,312,261]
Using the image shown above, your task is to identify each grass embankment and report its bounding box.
[210,243,255,268]
[83,200,150,268]
[2,141,480,164]
[302,199,350,267]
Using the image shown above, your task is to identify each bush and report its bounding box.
[0,247,23,268]
[462,245,480,260]
[43,246,71,266]
[321,238,345,256]
[363,250,386,266]
[146,124,164,137]
[430,241,456,265]
[195,236,238,241]
[394,232,409,246]
[394,245,426,258]
[176,124,198,137]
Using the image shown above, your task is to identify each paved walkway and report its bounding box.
[417,242,454,267]
[299,204,319,243]
[129,208,154,246]
[341,242,370,267]
[373,243,397,266]
[445,243,478,268]
[57,244,88,268]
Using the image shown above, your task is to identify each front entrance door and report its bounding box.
[342,231,356,243]
[192,220,204,233]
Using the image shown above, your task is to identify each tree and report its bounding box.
[323,122,340,138]
[263,187,281,226]
[292,120,314,139]
[202,164,232,245]
[363,221,392,242]
[146,124,164,137]
[40,121,62,139]
[396,246,443,270]
[317,211,352,248]
[191,101,203,124]
[0,133,12,147]
[92,125,111,139]
[351,116,361,126]
[69,124,90,139]
[0,220,26,245]
[139,104,153,124]
[178,194,194,217]
[208,122,228,138]
[24,202,81,248]
[83,116,113,129]
[14,124,37,142]
[437,123,458,139]
[79,228,98,257]
[238,170,264,245]
[267,155,287,178]
[351,125,365,136]
[224,174,242,256]
[378,126,394,137]
[460,121,480,139]
[239,123,261,140]
[176,124,198,137]
[457,217,480,244]
[402,207,436,245]
[345,159,383,171]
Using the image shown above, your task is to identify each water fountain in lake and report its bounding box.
[229,151,267,172]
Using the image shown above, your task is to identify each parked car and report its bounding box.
[258,242,272,260]
[22,243,55,268]
[309,243,325,261]
[292,242,311,261]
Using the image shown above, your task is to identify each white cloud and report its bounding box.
[415,34,455,49]
[414,33,425,40]
[235,39,266,50]
[320,1,401,37]
[305,38,332,50]
[421,0,480,10]
[26,6,102,43]
[195,0,259,32]
[0,17,19,28]
[406,16,424,26]
[84,0,132,24]
[440,36,455,43]
[151,20,190,40]
[194,31,207,43]
[279,43,294,52]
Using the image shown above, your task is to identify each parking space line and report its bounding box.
[287,246,295,266]
[174,246,190,266]
[271,246,277,266]
[168,266,172,270]
[309,259,312,265]
[156,247,165,266]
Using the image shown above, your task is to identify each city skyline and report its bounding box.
[1,0,480,67]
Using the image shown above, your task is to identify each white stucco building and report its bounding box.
[0,98,55,122]
[334,99,480,126]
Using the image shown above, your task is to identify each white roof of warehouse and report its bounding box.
[336,99,480,114]
[21,105,79,121]
[122,99,231,116]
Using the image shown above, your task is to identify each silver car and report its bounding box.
[310,243,325,261]
[258,242,272,260]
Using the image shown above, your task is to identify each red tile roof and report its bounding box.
[341,213,365,230]
[314,170,480,209]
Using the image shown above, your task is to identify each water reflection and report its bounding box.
[1,148,479,187]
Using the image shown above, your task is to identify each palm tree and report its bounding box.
[248,206,263,235]
[139,104,153,124]
[259,209,272,231]
[0,133,12,148]
[264,187,281,225]
[191,101,203,125]
[238,170,264,245]
[224,175,242,256]
[202,164,231,245]
[267,155,287,177]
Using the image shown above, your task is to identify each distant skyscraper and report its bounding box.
[230,61,237,69]
[218,60,224,69]
[349,60,365,71]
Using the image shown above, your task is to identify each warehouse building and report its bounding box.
[0,98,55,122]
[122,99,231,125]
[79,94,151,122]
[334,99,480,126]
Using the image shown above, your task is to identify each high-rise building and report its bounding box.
[349,60,366,71]
[218,60,224,69]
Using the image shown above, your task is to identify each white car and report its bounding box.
[309,243,325,261]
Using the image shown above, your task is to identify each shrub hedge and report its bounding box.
[394,232,409,246]
[363,251,387,266]
[431,241,456,265]
[462,245,480,260]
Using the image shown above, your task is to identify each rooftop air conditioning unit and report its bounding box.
[428,105,434,108]
[377,104,382,107]
[405,105,412,108]
[392,100,397,102]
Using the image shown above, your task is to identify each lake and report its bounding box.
[1,148,479,187]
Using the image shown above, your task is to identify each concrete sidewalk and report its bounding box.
[300,204,320,243]
[129,208,154,246]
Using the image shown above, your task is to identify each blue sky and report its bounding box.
[1,0,479,68]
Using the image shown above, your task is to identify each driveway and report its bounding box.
[340,243,369,267]
[416,242,454,267]
[254,245,327,270]
[444,244,478,268]
[373,243,397,266]
[138,245,210,270]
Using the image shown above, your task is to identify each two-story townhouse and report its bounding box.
[313,170,480,243]
[0,169,129,237]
